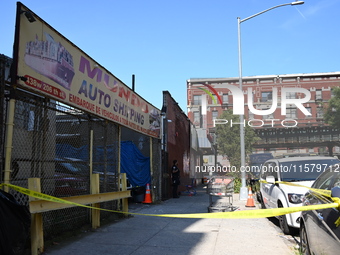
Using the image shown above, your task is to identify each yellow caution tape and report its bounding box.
[259,180,332,197]
[276,181,332,197]
[1,183,339,219]
[157,202,338,219]
[335,217,340,228]
[259,180,340,227]
[260,180,340,208]
[0,183,133,215]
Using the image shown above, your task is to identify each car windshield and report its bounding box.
[56,162,88,175]
[279,159,340,181]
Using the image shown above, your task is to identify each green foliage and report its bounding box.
[216,109,260,169]
[324,87,340,128]
[233,177,242,193]
[225,171,242,193]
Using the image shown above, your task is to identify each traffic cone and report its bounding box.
[142,183,152,203]
[245,187,255,207]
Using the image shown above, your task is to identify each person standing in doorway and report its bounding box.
[172,160,180,198]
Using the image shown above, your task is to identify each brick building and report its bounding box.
[161,91,201,199]
[187,72,340,159]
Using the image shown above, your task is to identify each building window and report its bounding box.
[316,107,324,118]
[286,108,297,118]
[286,92,296,99]
[262,113,274,119]
[212,94,218,105]
[261,92,272,102]
[193,111,200,127]
[305,107,312,116]
[222,94,228,104]
[193,95,201,105]
[315,89,322,100]
[212,110,218,121]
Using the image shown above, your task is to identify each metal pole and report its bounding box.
[237,17,248,200]
[132,74,135,92]
[3,97,16,192]
[240,1,304,24]
[89,130,93,176]
[236,1,304,201]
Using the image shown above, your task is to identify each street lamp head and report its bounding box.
[291,1,304,5]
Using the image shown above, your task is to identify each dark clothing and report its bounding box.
[172,164,180,198]
[172,184,179,198]
[172,165,180,179]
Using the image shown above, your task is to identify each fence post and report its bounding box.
[91,173,100,229]
[120,173,128,216]
[150,136,155,201]
[28,178,44,255]
[3,97,16,192]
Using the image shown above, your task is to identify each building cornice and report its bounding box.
[187,71,340,84]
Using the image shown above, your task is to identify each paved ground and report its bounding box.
[42,186,298,255]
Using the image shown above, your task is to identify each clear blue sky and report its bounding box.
[2,0,339,112]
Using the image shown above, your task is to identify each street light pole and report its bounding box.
[237,1,304,200]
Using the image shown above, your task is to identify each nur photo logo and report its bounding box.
[199,84,311,128]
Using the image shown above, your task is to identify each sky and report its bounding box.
[2,0,340,113]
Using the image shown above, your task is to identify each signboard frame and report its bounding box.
[12,2,161,139]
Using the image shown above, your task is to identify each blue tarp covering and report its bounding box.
[120,141,151,187]
[56,141,150,187]
[56,144,88,160]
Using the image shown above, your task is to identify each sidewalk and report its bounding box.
[42,186,296,255]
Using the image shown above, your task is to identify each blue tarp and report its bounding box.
[56,141,150,187]
[56,144,88,160]
[120,141,151,187]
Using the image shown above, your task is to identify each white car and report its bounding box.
[259,156,340,235]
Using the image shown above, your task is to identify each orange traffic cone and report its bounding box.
[245,187,255,207]
[142,183,152,203]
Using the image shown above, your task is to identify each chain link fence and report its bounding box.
[1,54,161,243]
[6,91,121,240]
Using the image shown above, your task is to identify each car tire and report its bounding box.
[278,213,291,235]
[256,191,261,203]
[277,202,296,235]
[300,223,311,255]
[259,192,266,209]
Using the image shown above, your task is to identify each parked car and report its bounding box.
[259,156,340,234]
[55,158,90,196]
[278,152,319,158]
[93,170,132,191]
[299,166,340,255]
[248,153,273,201]
[55,157,131,196]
